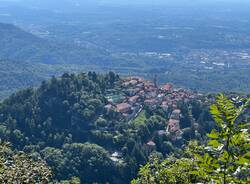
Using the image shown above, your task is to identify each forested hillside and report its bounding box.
[0,72,217,183]
[0,59,90,100]
[0,60,55,99]
[0,72,249,183]
[0,23,112,65]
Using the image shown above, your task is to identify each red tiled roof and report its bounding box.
[129,95,140,103]
[145,99,157,105]
[168,119,180,132]
[128,88,141,93]
[161,83,173,91]
[116,103,131,112]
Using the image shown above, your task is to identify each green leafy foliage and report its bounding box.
[0,72,128,183]
[132,95,250,184]
[131,156,196,184]
[192,94,250,183]
[56,177,81,184]
[0,72,120,148]
[0,141,52,183]
[42,143,115,183]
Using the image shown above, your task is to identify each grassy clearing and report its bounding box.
[131,110,147,127]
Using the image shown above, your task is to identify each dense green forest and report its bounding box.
[0,72,249,183]
[0,141,52,183]
[0,72,206,183]
[0,59,91,100]
[0,60,55,99]
[0,72,217,183]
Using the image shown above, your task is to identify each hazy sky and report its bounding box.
[1,0,249,4]
[1,0,249,10]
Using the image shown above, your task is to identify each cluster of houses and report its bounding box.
[106,76,200,161]
[166,109,183,141]
[105,76,198,140]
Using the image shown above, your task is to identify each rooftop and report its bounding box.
[161,83,173,91]
[116,103,131,112]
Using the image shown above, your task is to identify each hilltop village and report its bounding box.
[2,72,247,184]
[104,76,202,143]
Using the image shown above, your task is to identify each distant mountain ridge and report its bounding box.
[0,21,249,98]
[0,22,113,65]
[0,22,130,99]
[0,59,56,100]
